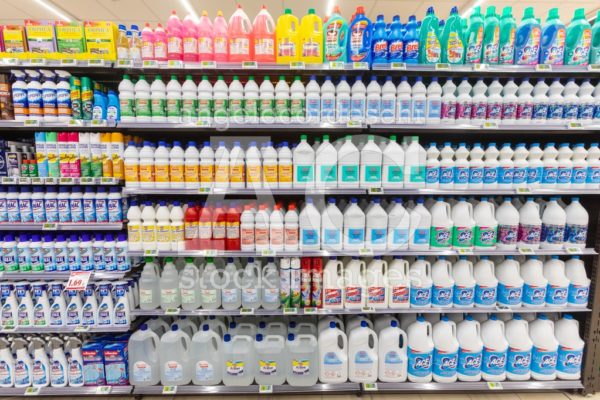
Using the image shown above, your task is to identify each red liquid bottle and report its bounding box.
[198,202,213,249]
[184,201,199,249]
[212,202,226,250]
[226,202,241,250]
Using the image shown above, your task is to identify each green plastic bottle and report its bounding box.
[591,11,600,64]
[418,6,441,64]
[441,6,465,64]
[465,6,484,63]
[482,6,500,64]
[565,8,593,65]
[498,7,517,64]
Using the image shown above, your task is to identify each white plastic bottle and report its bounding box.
[425,143,440,188]
[409,198,431,249]
[407,317,434,382]
[481,315,508,382]
[290,76,306,124]
[432,317,459,383]
[501,78,519,123]
[518,197,542,249]
[455,77,472,123]
[497,143,514,189]
[426,77,442,124]
[299,198,321,251]
[197,75,213,124]
[404,137,426,188]
[318,321,348,383]
[474,197,498,249]
[343,198,366,250]
[378,320,407,382]
[293,135,315,188]
[381,76,396,124]
[396,76,412,123]
[547,78,565,120]
[471,78,488,124]
[440,78,457,123]
[411,77,426,123]
[348,321,378,383]
[160,325,192,385]
[316,135,338,188]
[454,143,469,189]
[350,76,367,122]
[366,76,381,124]
[456,316,483,381]
[438,143,454,189]
[274,76,291,124]
[387,199,410,250]
[305,75,321,124]
[529,316,559,380]
[554,315,585,380]
[516,78,534,122]
[505,315,533,381]
[382,136,404,188]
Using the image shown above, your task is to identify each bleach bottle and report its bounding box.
[430,198,453,249]
[431,257,454,307]
[474,197,498,249]
[407,317,434,383]
[465,7,484,64]
[323,6,348,64]
[564,9,592,66]
[347,7,372,64]
[409,257,432,307]
[419,7,441,64]
[499,7,517,64]
[505,316,533,381]
[388,16,404,63]
[372,15,388,64]
[481,315,508,381]
[318,321,348,383]
[348,321,378,383]
[496,256,523,307]
[539,8,566,65]
[451,198,475,249]
[544,256,570,306]
[521,256,547,306]
[432,317,458,383]
[514,7,541,65]
[441,7,464,64]
[566,256,590,307]
[453,257,475,307]
[474,256,498,307]
[554,315,584,380]
[529,315,559,380]
[378,320,407,382]
[403,16,419,64]
[456,316,483,381]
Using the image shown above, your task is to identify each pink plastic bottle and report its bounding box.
[182,15,198,62]
[167,10,183,61]
[153,23,168,61]
[228,4,253,62]
[253,5,276,63]
[167,9,184,32]
[197,10,214,61]
[213,11,229,62]
[141,23,155,60]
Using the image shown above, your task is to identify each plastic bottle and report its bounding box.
[517,78,534,121]
[504,315,533,381]
[348,321,378,383]
[431,257,454,308]
[418,7,441,64]
[499,7,517,64]
[159,325,191,385]
[211,11,228,62]
[228,5,253,62]
[480,315,508,381]
[515,7,541,65]
[403,15,419,63]
[565,9,592,65]
[404,137,426,188]
[539,8,566,65]
[406,317,434,382]
[318,321,348,383]
[440,7,464,64]
[465,7,484,64]
[128,323,160,386]
[482,6,500,64]
[372,15,388,64]
[409,199,431,249]
[299,8,323,64]
[542,143,559,188]
[529,316,559,380]
[455,78,472,123]
[411,77,426,122]
[347,7,372,64]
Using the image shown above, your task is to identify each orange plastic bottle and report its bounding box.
[228,4,254,62]
[253,5,276,63]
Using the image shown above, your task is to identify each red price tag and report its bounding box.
[65,271,92,291]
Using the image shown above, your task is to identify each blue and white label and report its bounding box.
[410,287,432,307]
[469,167,483,184]
[454,166,469,185]
[426,166,439,184]
[571,167,587,184]
[474,285,497,306]
[522,284,546,306]
[301,229,319,246]
[568,284,589,305]
[483,166,498,184]
[347,228,365,245]
[432,286,452,306]
[457,350,482,377]
[433,349,457,378]
[439,166,454,185]
[408,349,432,378]
[546,285,568,305]
[557,167,572,185]
[542,167,557,184]
[506,350,531,376]
[323,229,341,246]
[527,166,542,184]
[481,350,506,376]
[392,228,409,246]
[513,167,527,184]
[413,228,430,245]
[556,347,582,376]
[565,224,587,245]
[530,347,557,376]
[453,286,474,306]
[541,223,565,245]
[497,283,522,306]
[370,228,387,245]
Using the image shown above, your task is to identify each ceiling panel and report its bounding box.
[52,0,116,20]
[0,0,32,20]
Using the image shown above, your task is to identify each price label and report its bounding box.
[242,61,258,69]
[495,304,510,311]
[79,177,92,184]
[60,177,74,184]
[116,59,133,68]
[201,249,218,257]
[290,61,305,69]
[346,120,362,128]
[352,62,368,70]
[328,61,345,70]
[42,222,58,231]
[100,177,115,184]
[261,249,276,257]
[74,325,90,333]
[200,60,216,68]
[91,119,107,126]
[568,121,584,129]
[240,308,255,315]
[162,386,177,395]
[197,187,211,194]
[31,177,42,184]
[68,119,83,127]
[368,187,384,194]
[361,306,375,313]
[487,382,503,390]
[24,387,41,396]
[390,62,406,70]
[142,60,158,68]
[588,64,600,71]
[66,271,92,291]
[303,307,317,315]
[18,177,30,184]
[483,121,499,129]
[95,386,112,395]
[535,64,551,72]
[167,60,183,68]
[196,119,211,127]
[1,177,16,184]
[24,119,40,126]
[60,59,76,66]
[29,58,46,66]
[435,63,451,70]
[473,63,488,71]
[516,187,532,194]
[457,248,474,255]
[363,383,378,391]
[283,307,298,315]
[164,308,180,315]
[566,247,583,255]
[518,247,535,255]
[359,248,374,257]
[259,384,273,394]
[1,325,16,332]
[3,58,19,65]
[144,249,159,257]
[87,59,106,67]
[44,177,57,184]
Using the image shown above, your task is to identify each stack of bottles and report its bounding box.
[127,197,588,252]
[0,233,130,273]
[11,71,119,122]
[127,313,584,386]
[0,186,124,224]
[34,132,126,179]
[0,279,134,329]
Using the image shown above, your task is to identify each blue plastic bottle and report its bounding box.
[539,8,565,65]
[106,90,120,121]
[372,15,389,64]
[403,15,419,63]
[347,6,372,64]
[388,16,404,62]
[92,90,107,120]
[514,7,541,65]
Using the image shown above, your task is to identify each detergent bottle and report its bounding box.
[591,11,600,64]
[539,8,566,65]
[453,257,475,307]
[276,9,299,63]
[348,321,378,383]
[499,7,517,64]
[465,7,484,64]
[496,256,524,307]
[474,197,497,249]
[474,256,498,307]
[554,315,585,380]
[253,6,275,63]
[505,315,533,380]
[566,256,590,307]
[347,7,372,64]
[409,256,432,308]
[519,197,542,249]
[481,315,508,381]
[403,16,419,63]
[300,9,323,64]
[456,316,483,381]
[432,317,459,383]
[482,6,500,64]
[521,256,547,306]
[430,198,453,249]
[407,317,434,383]
[431,257,454,308]
[372,15,388,64]
[529,315,559,380]
[515,7,541,65]
[228,5,253,62]
[318,321,348,383]
[419,7,441,64]
[565,8,592,65]
[441,7,464,64]
[452,198,475,249]
[323,6,348,64]
[388,16,404,63]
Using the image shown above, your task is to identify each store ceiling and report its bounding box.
[0,0,598,25]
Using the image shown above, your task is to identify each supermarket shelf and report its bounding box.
[0,271,128,281]
[131,306,591,317]
[123,187,367,196]
[0,177,122,185]
[369,122,600,132]
[0,324,130,334]
[116,121,365,131]
[128,248,596,258]
[0,222,124,231]
[371,380,584,392]
[0,119,116,131]
[370,63,600,75]
[0,385,133,396]
[133,383,360,395]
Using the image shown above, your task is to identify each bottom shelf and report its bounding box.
[0,386,132,396]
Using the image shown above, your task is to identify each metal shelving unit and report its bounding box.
[0,386,133,396]
[0,177,122,185]
[133,383,360,395]
[0,325,131,334]
[0,222,124,231]
[0,271,128,280]
[123,187,367,196]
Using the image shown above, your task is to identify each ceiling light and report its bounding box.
[461,0,486,18]
[180,0,199,22]
[33,0,73,22]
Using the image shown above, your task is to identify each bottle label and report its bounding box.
[347,228,365,245]
[295,165,314,183]
[483,166,497,184]
[372,39,388,61]
[513,167,527,184]
[404,39,419,62]
[458,350,482,377]
[541,223,565,245]
[506,350,531,376]
[568,283,589,305]
[413,228,430,245]
[527,166,542,183]
[564,103,578,119]
[290,98,305,118]
[441,101,456,120]
[410,166,426,183]
[571,167,586,184]
[350,98,366,120]
[497,166,514,184]
[430,227,451,248]
[363,165,382,183]
[452,226,474,247]
[481,350,506,376]
[517,102,533,120]
[548,104,564,119]
[523,283,546,305]
[453,286,474,306]
[516,26,541,65]
[497,225,517,245]
[388,39,404,60]
[557,167,572,184]
[532,103,548,120]
[397,99,411,121]
[381,98,395,121]
[306,98,320,118]
[370,228,387,245]
[465,26,483,63]
[409,287,431,307]
[546,285,568,305]
[427,99,441,120]
[475,226,497,247]
[565,224,587,245]
[321,98,335,118]
[301,229,319,246]
[367,98,381,119]
[386,166,403,183]
[542,167,557,184]
[247,165,263,184]
[323,229,341,246]
[587,166,600,184]
[486,102,502,119]
[439,166,454,184]
[475,284,496,306]
[446,32,464,63]
[320,165,337,182]
[390,285,409,305]
[348,20,371,62]
[432,286,452,306]
[433,349,457,378]
[426,166,439,184]
[150,98,166,118]
[502,102,517,120]
[557,347,582,375]
[392,228,409,246]
[278,164,292,184]
[407,349,432,378]
[531,347,557,376]
[456,101,472,120]
[198,99,213,118]
[324,288,342,306]
[497,282,522,305]
[167,99,181,117]
[454,166,468,184]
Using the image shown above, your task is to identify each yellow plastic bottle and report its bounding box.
[276,8,300,64]
[299,8,323,64]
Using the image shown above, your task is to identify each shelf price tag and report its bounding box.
[197,187,211,194]
[167,60,183,68]
[352,62,368,70]
[368,187,384,195]
[328,61,345,70]
[60,59,76,66]
[87,59,106,67]
[457,248,473,255]
[66,271,92,291]
[283,307,298,315]
[42,222,58,231]
[473,63,488,71]
[116,59,133,68]
[74,325,90,333]
[363,383,378,391]
[568,121,584,129]
[144,249,159,257]
[483,121,498,129]
[29,58,46,66]
[242,61,258,69]
[535,64,551,72]
[44,177,57,184]
[588,64,600,71]
[361,306,375,313]
[3,58,19,65]
[200,60,216,69]
[565,247,583,255]
[60,177,74,184]
[24,119,40,127]
[1,177,16,184]
[487,382,503,390]
[261,249,276,257]
[516,187,532,194]
[346,120,362,128]
[290,61,305,69]
[31,177,42,184]
[240,308,255,315]
[435,63,450,70]
[100,177,115,184]
[142,60,158,68]
[18,177,30,184]
[201,249,218,257]
[196,119,211,127]
[164,308,180,315]
[68,118,83,127]
[303,307,317,315]
[91,119,107,127]
[162,386,177,395]
[390,62,406,70]
[259,384,273,394]
[359,248,374,257]
[95,386,112,395]
[24,387,41,396]
[518,247,535,255]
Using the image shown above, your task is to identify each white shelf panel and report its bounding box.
[0,222,123,231]
[0,385,133,396]
[0,325,130,334]
[133,383,359,395]
[0,271,128,281]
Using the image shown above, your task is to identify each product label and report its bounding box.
[565,224,587,245]
[392,229,409,246]
[323,229,341,246]
[432,286,452,306]
[497,283,522,306]
[439,166,454,185]
[407,349,432,378]
[546,285,568,305]
[391,285,409,305]
[295,165,314,183]
[516,26,541,65]
[523,283,546,305]
[481,350,506,376]
[346,228,365,245]
[454,166,469,184]
[410,287,431,307]
[453,286,474,306]
[413,228,430,245]
[410,165,426,183]
[475,226,497,247]
[518,223,541,245]
[541,223,565,245]
[506,350,531,376]
[458,350,482,377]
[498,166,514,184]
[433,349,457,378]
[426,166,439,184]
[483,166,498,184]
[452,226,474,248]
[557,347,582,375]
[301,229,319,246]
[568,284,589,305]
[475,285,497,306]
[531,347,557,376]
[431,226,451,248]
[322,351,343,379]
